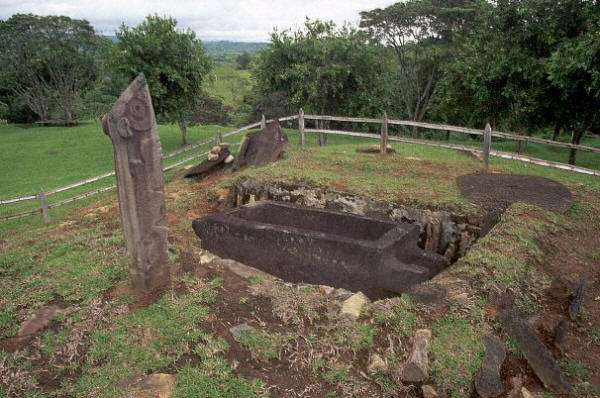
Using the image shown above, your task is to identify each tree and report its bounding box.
[253,19,393,140]
[0,14,100,124]
[360,0,483,137]
[112,15,211,145]
[437,0,599,164]
[236,52,252,69]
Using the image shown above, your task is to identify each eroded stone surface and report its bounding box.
[233,120,287,170]
[400,329,432,383]
[130,373,176,398]
[474,335,506,398]
[102,74,170,290]
[422,385,440,398]
[499,308,573,394]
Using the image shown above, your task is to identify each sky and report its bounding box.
[0,0,395,42]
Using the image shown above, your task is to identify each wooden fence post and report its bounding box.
[380,112,388,155]
[38,191,50,225]
[260,114,266,129]
[215,133,223,145]
[483,123,492,171]
[298,108,305,146]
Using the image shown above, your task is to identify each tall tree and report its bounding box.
[0,14,100,124]
[360,0,483,137]
[253,19,393,130]
[112,15,211,145]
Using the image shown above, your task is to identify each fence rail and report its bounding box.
[303,114,600,154]
[2,110,598,223]
[0,116,293,221]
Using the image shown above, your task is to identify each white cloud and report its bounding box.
[0,0,394,41]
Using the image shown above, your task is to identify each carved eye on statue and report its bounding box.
[126,97,152,132]
[117,117,133,139]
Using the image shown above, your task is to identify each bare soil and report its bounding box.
[456,172,574,213]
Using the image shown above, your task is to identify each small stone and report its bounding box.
[207,152,218,161]
[131,373,176,398]
[422,385,439,398]
[400,329,432,383]
[224,154,234,164]
[218,258,271,280]
[218,142,231,148]
[520,387,534,398]
[367,353,387,374]
[474,335,505,398]
[319,285,335,295]
[230,323,255,341]
[340,292,370,319]
[506,376,522,398]
[335,288,353,300]
[199,251,217,265]
[211,145,222,154]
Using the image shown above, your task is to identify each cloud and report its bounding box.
[0,0,394,41]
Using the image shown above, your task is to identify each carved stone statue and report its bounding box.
[102,74,170,290]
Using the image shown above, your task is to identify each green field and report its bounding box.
[205,62,253,110]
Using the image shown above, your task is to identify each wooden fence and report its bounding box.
[1,111,598,223]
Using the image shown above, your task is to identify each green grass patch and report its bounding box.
[430,316,485,398]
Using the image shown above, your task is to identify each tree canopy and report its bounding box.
[0,14,100,124]
[112,15,212,144]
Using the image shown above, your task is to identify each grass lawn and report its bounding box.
[205,61,253,110]
[1,127,599,397]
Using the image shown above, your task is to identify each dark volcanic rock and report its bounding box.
[499,308,574,395]
[475,335,506,398]
[233,120,288,170]
[568,279,585,321]
[184,147,231,178]
[553,319,568,352]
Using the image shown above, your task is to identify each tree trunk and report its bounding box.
[516,140,527,154]
[568,130,584,165]
[178,117,188,146]
[445,131,450,141]
[552,120,562,141]
[64,108,73,125]
[411,125,420,138]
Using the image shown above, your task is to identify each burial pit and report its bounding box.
[192,177,488,299]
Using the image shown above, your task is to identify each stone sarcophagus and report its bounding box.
[192,201,446,298]
[102,74,170,290]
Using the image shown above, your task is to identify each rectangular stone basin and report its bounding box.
[192,201,446,299]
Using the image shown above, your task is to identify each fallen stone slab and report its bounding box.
[474,334,506,398]
[184,147,231,178]
[340,292,370,319]
[233,120,288,170]
[400,329,432,383]
[499,308,574,395]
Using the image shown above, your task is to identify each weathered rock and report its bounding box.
[367,353,387,374]
[356,145,396,154]
[569,279,585,321]
[102,74,170,290]
[233,120,288,170]
[422,385,440,398]
[341,292,370,319]
[408,283,447,304]
[184,148,231,178]
[520,387,534,398]
[400,329,432,383]
[474,335,506,398]
[499,308,573,394]
[224,154,234,164]
[130,373,176,398]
